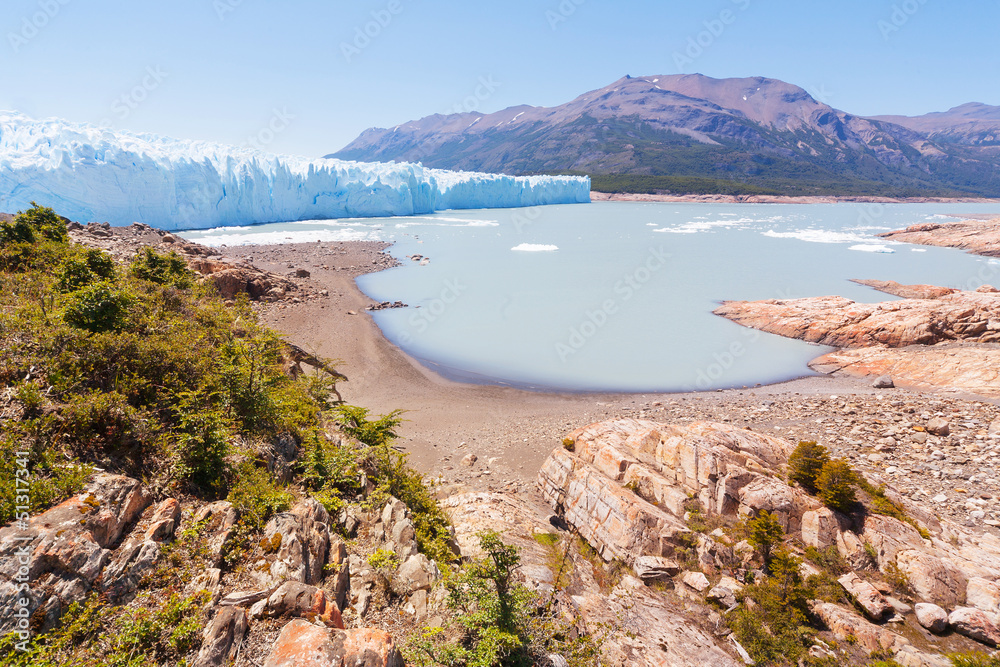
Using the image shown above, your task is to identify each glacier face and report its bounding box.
[0,112,590,230]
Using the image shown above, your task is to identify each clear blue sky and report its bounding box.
[2,0,997,157]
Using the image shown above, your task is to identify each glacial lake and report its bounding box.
[181,202,1000,392]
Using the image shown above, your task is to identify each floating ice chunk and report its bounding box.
[512,243,558,252]
[849,244,896,253]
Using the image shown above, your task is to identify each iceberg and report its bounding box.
[0,112,590,230]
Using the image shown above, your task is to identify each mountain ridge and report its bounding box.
[330,74,1000,197]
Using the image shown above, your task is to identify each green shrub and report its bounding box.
[62,280,135,333]
[333,405,404,447]
[57,248,116,292]
[817,459,858,513]
[129,246,193,288]
[949,652,1000,667]
[787,441,830,493]
[172,391,231,491]
[805,545,850,575]
[224,461,292,565]
[727,549,814,665]
[747,510,785,572]
[0,202,67,246]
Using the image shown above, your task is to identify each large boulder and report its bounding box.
[262,619,403,667]
[896,550,968,608]
[949,607,1000,647]
[966,577,1000,614]
[914,603,949,634]
[838,572,893,621]
[265,581,344,628]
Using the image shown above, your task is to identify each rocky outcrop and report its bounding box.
[838,572,893,620]
[949,607,1000,647]
[809,343,1000,399]
[191,606,248,667]
[851,279,958,300]
[880,219,1000,258]
[252,499,331,589]
[187,258,300,302]
[714,288,1000,349]
[0,473,152,633]
[538,419,809,565]
[262,620,403,667]
[264,581,344,628]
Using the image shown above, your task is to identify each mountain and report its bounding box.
[331,74,1000,197]
[872,102,1000,146]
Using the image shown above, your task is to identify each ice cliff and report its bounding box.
[0,112,590,230]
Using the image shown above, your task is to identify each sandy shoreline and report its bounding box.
[591,192,1000,205]
[213,240,961,495]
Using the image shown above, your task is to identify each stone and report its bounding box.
[254,500,331,588]
[801,507,842,550]
[461,453,478,467]
[896,550,968,608]
[682,571,710,593]
[185,568,222,603]
[838,572,894,620]
[873,375,896,389]
[263,620,404,667]
[192,501,238,567]
[927,418,951,437]
[809,602,907,655]
[220,590,271,607]
[397,554,440,593]
[966,577,1000,614]
[914,603,949,634]
[101,539,162,602]
[144,498,181,541]
[265,581,344,628]
[191,606,247,667]
[633,555,680,581]
[948,607,1000,647]
[707,584,737,608]
[408,589,428,620]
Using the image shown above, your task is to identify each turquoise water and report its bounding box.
[181,202,1000,392]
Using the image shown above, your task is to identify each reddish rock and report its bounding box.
[145,498,181,541]
[192,606,247,667]
[896,550,968,608]
[949,607,1000,647]
[809,343,1000,399]
[715,289,1000,349]
[852,279,957,300]
[838,572,893,620]
[265,582,344,628]
[880,219,1000,258]
[262,619,403,667]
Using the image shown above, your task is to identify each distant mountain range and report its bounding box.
[329,74,1000,197]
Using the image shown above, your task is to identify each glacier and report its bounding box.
[0,112,590,230]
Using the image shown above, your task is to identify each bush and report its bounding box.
[333,405,404,447]
[224,461,293,565]
[788,441,830,494]
[747,510,785,571]
[129,247,193,288]
[0,202,67,246]
[62,280,135,333]
[950,653,1000,667]
[172,391,231,491]
[727,549,815,665]
[57,248,116,292]
[817,459,858,513]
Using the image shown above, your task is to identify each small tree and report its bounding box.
[787,441,830,494]
[817,459,857,514]
[747,510,785,572]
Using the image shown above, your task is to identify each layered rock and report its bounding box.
[714,288,1000,349]
[880,219,1000,258]
[810,343,1000,398]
